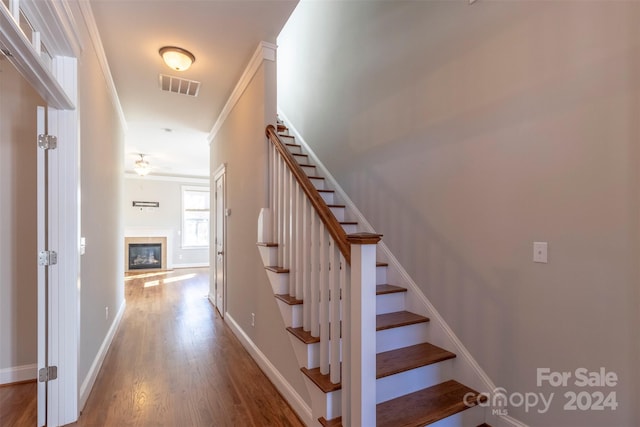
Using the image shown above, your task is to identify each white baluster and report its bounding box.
[329,238,341,384]
[277,156,284,263]
[295,184,303,299]
[340,253,351,426]
[310,212,319,337]
[271,146,277,243]
[303,197,311,331]
[289,177,297,297]
[319,227,330,375]
[283,169,289,272]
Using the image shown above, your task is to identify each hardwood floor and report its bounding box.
[0,381,36,426]
[0,268,304,427]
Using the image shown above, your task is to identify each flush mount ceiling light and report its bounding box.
[159,46,195,71]
[134,154,151,176]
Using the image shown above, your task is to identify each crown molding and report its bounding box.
[207,41,276,143]
[77,1,127,131]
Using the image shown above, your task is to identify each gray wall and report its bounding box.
[123,177,209,267]
[210,60,310,410]
[278,1,639,426]
[73,1,127,390]
[0,57,41,373]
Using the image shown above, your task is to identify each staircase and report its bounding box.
[257,121,488,427]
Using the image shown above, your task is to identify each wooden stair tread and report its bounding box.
[289,311,427,344]
[286,326,319,344]
[377,380,485,427]
[276,123,287,132]
[277,133,294,138]
[377,342,456,379]
[377,311,429,331]
[340,221,357,225]
[308,175,325,180]
[275,294,303,305]
[318,384,491,427]
[376,284,407,295]
[318,189,334,193]
[256,242,278,247]
[300,341,453,393]
[292,153,308,158]
[265,266,289,273]
[301,366,341,393]
[327,204,346,208]
[318,416,342,427]
[377,261,389,267]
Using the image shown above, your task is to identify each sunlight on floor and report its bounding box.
[144,273,197,288]
[125,271,172,281]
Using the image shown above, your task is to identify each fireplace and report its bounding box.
[128,243,162,270]
[124,235,168,272]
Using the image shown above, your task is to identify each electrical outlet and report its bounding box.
[251,313,255,327]
[105,306,109,320]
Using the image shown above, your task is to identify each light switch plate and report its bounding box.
[533,242,548,263]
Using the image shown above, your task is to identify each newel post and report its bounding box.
[346,232,382,427]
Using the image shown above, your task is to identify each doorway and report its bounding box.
[213,164,227,317]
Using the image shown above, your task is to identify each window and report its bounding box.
[182,186,210,248]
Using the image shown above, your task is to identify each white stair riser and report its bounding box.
[329,206,345,222]
[257,245,277,267]
[427,404,484,427]
[376,359,454,404]
[377,323,430,353]
[376,265,387,285]
[319,192,334,204]
[304,378,342,421]
[341,223,357,234]
[289,336,319,369]
[275,299,303,328]
[293,154,308,164]
[376,292,406,315]
[301,165,317,175]
[286,144,302,154]
[266,270,289,295]
[310,177,325,190]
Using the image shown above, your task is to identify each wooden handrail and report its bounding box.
[266,125,351,264]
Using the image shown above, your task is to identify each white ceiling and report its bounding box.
[90,0,298,178]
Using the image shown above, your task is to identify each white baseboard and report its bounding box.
[79,299,126,411]
[225,313,312,425]
[0,363,37,385]
[171,262,210,269]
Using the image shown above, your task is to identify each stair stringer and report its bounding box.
[278,109,526,427]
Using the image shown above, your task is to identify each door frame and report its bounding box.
[1,4,80,426]
[212,163,227,317]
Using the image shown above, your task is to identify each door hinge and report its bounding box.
[39,366,58,382]
[38,250,58,266]
[37,134,58,150]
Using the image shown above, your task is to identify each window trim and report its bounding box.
[181,185,210,249]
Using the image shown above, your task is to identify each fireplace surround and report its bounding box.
[124,236,168,272]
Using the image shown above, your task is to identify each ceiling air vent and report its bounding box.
[159,74,201,97]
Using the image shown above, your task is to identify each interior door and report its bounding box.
[214,168,226,316]
[36,105,47,427]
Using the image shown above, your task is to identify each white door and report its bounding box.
[214,167,226,316]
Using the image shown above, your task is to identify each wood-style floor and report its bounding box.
[0,381,36,426]
[0,268,303,427]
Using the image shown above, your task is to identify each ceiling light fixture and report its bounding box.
[159,46,195,71]
[134,154,151,176]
